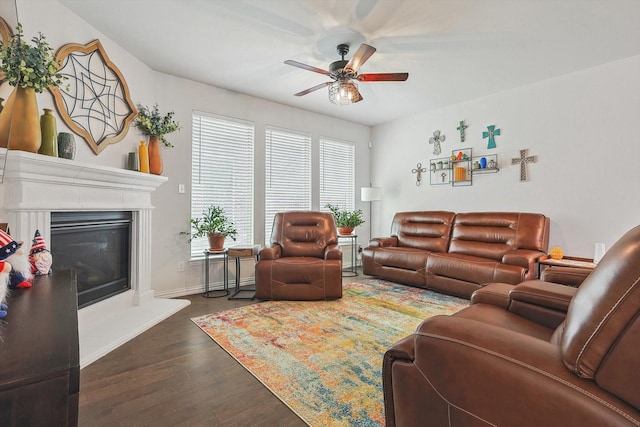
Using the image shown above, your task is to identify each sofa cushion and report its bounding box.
[390,211,455,252]
[426,252,526,285]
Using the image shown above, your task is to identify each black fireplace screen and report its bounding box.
[51,211,132,308]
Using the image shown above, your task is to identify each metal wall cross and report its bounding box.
[511,149,537,181]
[428,130,445,155]
[482,125,501,149]
[412,162,427,186]
[456,120,468,142]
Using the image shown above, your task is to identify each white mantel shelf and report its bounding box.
[0,149,189,368]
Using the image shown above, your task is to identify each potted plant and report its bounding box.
[0,23,65,151]
[325,203,365,235]
[133,103,181,175]
[181,205,238,251]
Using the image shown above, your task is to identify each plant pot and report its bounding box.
[148,135,163,175]
[338,227,355,236]
[207,233,225,251]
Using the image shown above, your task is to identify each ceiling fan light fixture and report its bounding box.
[329,79,359,105]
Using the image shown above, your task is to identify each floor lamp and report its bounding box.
[360,186,382,244]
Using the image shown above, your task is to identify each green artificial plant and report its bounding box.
[134,103,181,147]
[181,205,238,242]
[325,203,365,228]
[0,23,65,92]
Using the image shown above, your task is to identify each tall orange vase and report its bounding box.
[0,87,42,152]
[148,135,163,175]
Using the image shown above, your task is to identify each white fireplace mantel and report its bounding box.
[1,149,190,367]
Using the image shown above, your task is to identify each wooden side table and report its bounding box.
[203,249,229,298]
[228,245,261,300]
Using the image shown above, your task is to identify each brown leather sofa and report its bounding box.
[255,211,342,300]
[362,211,550,298]
[382,224,640,427]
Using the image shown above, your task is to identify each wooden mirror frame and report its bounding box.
[49,39,137,155]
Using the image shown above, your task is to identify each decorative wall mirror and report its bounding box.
[49,39,137,155]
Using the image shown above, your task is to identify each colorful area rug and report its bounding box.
[191,279,468,426]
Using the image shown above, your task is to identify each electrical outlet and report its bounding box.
[178,184,185,194]
[177,261,185,272]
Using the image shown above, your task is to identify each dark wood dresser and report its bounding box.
[0,271,79,426]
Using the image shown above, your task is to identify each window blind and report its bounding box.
[319,138,356,212]
[191,111,254,258]
[264,127,311,244]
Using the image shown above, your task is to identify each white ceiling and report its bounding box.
[58,0,640,127]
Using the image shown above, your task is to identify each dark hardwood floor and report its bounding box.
[79,276,366,426]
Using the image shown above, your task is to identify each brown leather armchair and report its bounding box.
[255,211,342,300]
[383,225,640,426]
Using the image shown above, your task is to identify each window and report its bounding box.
[265,127,311,244]
[319,138,355,212]
[191,111,254,258]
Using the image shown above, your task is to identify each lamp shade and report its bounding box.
[361,187,382,202]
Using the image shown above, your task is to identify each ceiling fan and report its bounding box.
[285,43,409,105]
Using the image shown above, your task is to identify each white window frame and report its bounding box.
[190,111,254,258]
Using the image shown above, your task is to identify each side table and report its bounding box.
[228,245,261,300]
[338,234,358,277]
[203,249,229,298]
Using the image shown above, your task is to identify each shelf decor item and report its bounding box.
[181,205,237,251]
[56,132,75,159]
[325,203,364,235]
[39,108,57,156]
[0,23,65,152]
[133,103,181,175]
[49,39,136,155]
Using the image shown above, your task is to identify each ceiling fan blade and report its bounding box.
[285,60,333,77]
[344,44,376,74]
[294,81,333,96]
[352,90,364,103]
[357,72,409,82]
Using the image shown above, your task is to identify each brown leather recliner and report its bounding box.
[255,211,342,300]
[383,225,640,426]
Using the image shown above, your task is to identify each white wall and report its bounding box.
[370,55,640,258]
[3,0,371,297]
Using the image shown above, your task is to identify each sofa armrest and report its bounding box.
[502,248,547,279]
[368,236,398,248]
[509,280,576,311]
[507,280,577,329]
[258,244,281,260]
[386,316,638,427]
[470,283,514,309]
[324,244,342,260]
[541,266,592,287]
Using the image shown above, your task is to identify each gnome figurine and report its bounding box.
[30,230,52,276]
[0,260,12,318]
[0,228,33,290]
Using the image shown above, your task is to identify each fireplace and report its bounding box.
[0,149,190,367]
[51,211,132,308]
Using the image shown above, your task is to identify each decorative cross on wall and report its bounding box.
[412,162,427,186]
[482,125,501,149]
[456,120,468,142]
[511,149,537,181]
[428,130,445,155]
